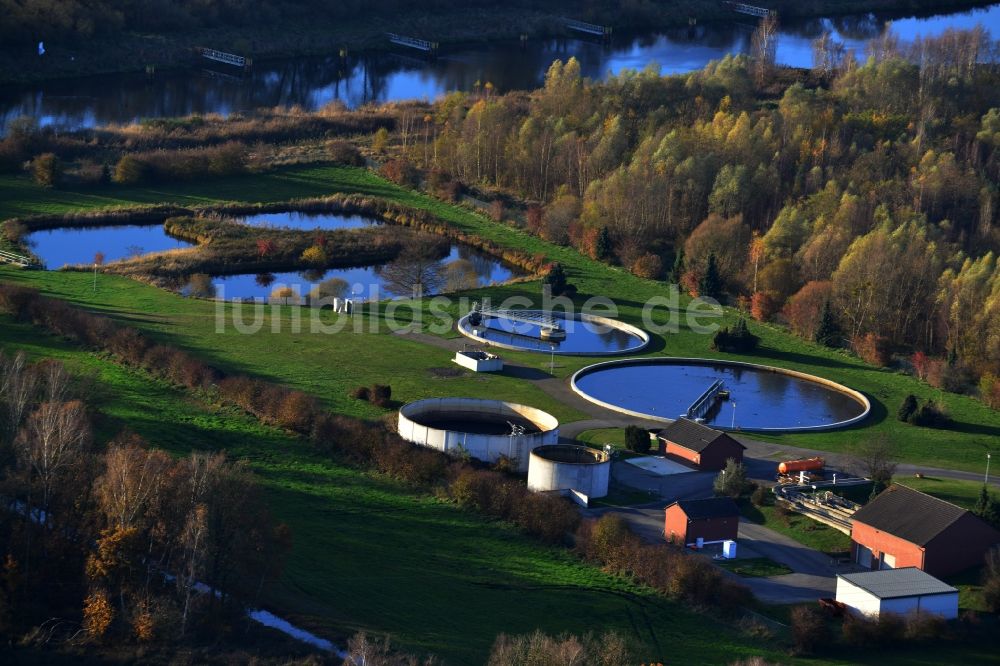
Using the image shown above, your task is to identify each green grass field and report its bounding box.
[2,165,997,474]
[717,557,794,578]
[4,167,1000,665]
[741,503,853,557]
[897,476,993,510]
[0,314,785,664]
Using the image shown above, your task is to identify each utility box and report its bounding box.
[453,350,503,372]
[722,540,737,559]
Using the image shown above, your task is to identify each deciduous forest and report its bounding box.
[395,28,1000,404]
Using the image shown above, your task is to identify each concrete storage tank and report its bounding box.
[528,444,610,500]
[397,398,559,472]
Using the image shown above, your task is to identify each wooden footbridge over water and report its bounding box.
[386,33,439,53]
[721,2,776,18]
[562,18,613,37]
[198,47,252,68]
[0,250,38,268]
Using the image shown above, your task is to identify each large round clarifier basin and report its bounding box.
[571,358,870,432]
[457,310,649,355]
[528,445,610,499]
[397,398,559,471]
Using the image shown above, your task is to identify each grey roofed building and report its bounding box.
[837,567,957,600]
[850,484,969,546]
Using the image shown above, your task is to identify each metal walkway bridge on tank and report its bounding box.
[476,306,563,331]
[684,379,725,420]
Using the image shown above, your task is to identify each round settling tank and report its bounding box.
[397,398,559,472]
[457,310,649,355]
[527,444,610,499]
[570,357,870,432]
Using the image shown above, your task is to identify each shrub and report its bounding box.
[978,372,1000,409]
[750,484,770,507]
[851,332,891,366]
[350,385,371,402]
[983,548,1000,613]
[897,394,918,422]
[31,152,62,187]
[370,384,392,407]
[712,317,759,353]
[713,458,750,498]
[903,611,948,641]
[372,127,390,153]
[113,155,148,184]
[542,262,571,297]
[624,425,650,454]
[908,399,950,427]
[750,290,779,322]
[310,277,349,300]
[790,606,829,654]
[326,139,364,165]
[300,245,327,265]
[185,274,216,299]
[630,253,663,279]
[488,199,504,222]
[378,157,419,188]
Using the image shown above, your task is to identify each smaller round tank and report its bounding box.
[778,457,825,476]
[528,444,610,499]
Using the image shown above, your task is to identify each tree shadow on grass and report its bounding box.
[750,345,866,373]
[501,364,551,381]
[939,420,1000,439]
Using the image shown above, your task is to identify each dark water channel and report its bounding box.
[3,4,997,133]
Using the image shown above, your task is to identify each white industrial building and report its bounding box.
[835,567,959,619]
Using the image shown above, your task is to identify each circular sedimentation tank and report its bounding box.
[571,358,870,432]
[457,309,649,355]
[397,398,559,471]
[527,444,611,499]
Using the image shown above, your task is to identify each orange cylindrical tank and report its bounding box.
[778,457,825,475]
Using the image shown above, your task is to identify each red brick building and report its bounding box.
[656,419,745,471]
[850,485,1000,577]
[664,497,740,546]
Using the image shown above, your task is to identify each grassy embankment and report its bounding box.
[0,314,777,664]
[3,164,997,472]
[4,313,998,666]
[740,503,853,557]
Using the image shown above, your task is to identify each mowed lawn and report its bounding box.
[3,317,997,666]
[2,164,998,473]
[0,316,772,664]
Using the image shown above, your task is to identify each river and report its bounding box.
[1,4,998,133]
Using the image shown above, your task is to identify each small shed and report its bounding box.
[836,567,959,619]
[664,497,740,546]
[656,419,745,471]
[453,350,503,372]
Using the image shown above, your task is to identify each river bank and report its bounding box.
[1,0,994,86]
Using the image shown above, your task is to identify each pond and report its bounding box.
[459,311,649,355]
[26,224,192,268]
[572,359,868,431]
[3,3,997,132]
[234,210,381,231]
[207,244,522,300]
